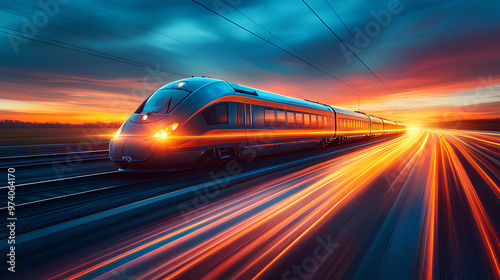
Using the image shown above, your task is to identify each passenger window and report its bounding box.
[202,102,229,125]
[304,114,310,128]
[296,113,303,128]
[245,104,252,126]
[318,115,323,128]
[311,115,317,128]
[277,110,286,127]
[265,108,276,127]
[236,103,244,126]
[287,111,295,128]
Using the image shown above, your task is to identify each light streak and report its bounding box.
[45,129,499,280]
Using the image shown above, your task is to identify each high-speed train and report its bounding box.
[109,78,406,171]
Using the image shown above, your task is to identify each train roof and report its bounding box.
[226,81,334,112]
[172,78,402,123]
[166,77,335,112]
[331,107,370,120]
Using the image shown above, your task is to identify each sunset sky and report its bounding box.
[1,0,499,125]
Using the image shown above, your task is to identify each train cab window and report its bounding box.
[202,102,229,126]
[236,103,244,126]
[277,110,286,127]
[296,113,303,128]
[304,114,310,128]
[245,104,252,126]
[318,115,323,128]
[265,108,276,127]
[140,88,190,114]
[311,115,317,128]
[287,111,295,128]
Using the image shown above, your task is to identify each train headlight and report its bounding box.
[141,113,150,121]
[114,122,125,138]
[153,122,180,138]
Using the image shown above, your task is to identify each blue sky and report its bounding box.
[1,0,499,123]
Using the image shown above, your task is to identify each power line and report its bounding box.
[223,1,364,90]
[301,0,406,106]
[6,0,315,92]
[324,0,401,95]
[0,27,188,77]
[70,0,313,92]
[192,0,402,112]
[226,3,323,68]
[6,1,285,87]
[192,0,364,93]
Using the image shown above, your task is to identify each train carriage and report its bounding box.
[333,108,371,142]
[368,116,384,137]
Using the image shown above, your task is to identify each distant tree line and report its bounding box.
[427,118,500,131]
[0,120,122,128]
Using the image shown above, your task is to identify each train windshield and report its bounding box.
[142,89,189,113]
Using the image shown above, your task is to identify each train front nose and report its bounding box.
[109,120,162,169]
[109,138,159,164]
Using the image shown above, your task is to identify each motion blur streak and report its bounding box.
[50,129,499,280]
[438,132,500,278]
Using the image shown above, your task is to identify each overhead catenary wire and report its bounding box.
[192,0,402,112]
[192,0,364,93]
[4,0,406,117]
[0,27,188,77]
[222,0,365,90]
[7,0,311,91]
[69,0,314,92]
[324,0,401,95]
[0,4,267,85]
[302,0,407,107]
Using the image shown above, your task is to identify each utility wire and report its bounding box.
[324,0,401,96]
[193,0,401,112]
[302,0,406,106]
[6,0,314,92]
[1,4,259,84]
[192,0,363,93]
[70,0,313,92]
[223,0,364,90]
[0,27,188,76]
